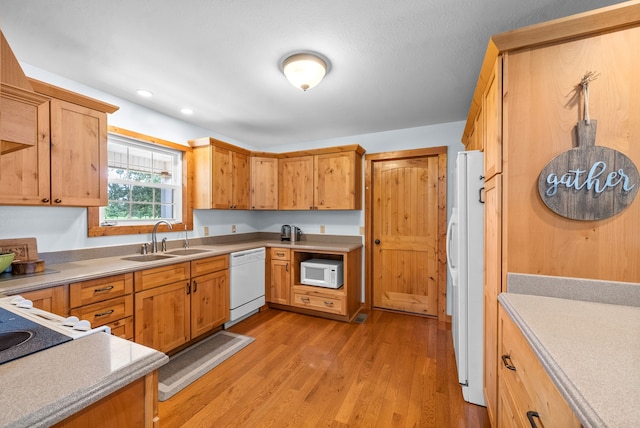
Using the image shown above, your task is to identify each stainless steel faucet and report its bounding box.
[151,220,173,253]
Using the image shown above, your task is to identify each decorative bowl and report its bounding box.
[0,252,15,273]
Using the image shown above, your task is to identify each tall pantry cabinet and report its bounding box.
[462,3,640,426]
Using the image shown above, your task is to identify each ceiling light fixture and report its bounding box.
[180,108,194,115]
[282,53,328,91]
[136,89,153,97]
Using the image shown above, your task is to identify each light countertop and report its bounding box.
[501,273,640,428]
[0,332,167,428]
[0,238,363,296]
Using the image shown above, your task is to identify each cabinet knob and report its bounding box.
[54,198,62,204]
[42,198,50,203]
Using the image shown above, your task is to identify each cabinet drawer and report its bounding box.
[69,273,133,308]
[107,316,134,340]
[499,307,581,427]
[134,261,190,292]
[292,290,345,315]
[191,255,229,277]
[270,248,290,261]
[69,295,133,326]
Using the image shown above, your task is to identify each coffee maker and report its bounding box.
[281,225,302,241]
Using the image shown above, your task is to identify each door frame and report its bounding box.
[364,147,448,321]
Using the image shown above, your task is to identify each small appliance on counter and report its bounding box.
[280,225,302,242]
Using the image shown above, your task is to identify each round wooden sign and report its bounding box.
[538,120,639,221]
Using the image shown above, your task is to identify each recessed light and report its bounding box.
[180,108,194,115]
[136,89,153,97]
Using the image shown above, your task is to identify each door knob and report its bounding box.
[375,239,381,245]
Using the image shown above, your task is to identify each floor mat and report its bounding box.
[158,330,254,401]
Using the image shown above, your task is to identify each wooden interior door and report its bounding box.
[369,148,447,318]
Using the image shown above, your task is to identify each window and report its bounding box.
[88,127,192,237]
[103,134,182,225]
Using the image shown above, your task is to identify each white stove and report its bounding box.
[0,295,110,364]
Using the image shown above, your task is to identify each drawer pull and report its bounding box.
[276,252,285,257]
[501,354,516,371]
[323,301,334,307]
[301,297,310,303]
[526,411,540,428]
[94,285,115,293]
[95,309,115,318]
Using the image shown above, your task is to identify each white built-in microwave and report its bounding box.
[300,259,344,289]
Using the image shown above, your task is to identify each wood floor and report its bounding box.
[158,309,489,428]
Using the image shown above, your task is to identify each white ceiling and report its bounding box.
[0,0,625,148]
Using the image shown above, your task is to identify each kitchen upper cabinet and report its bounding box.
[250,155,278,210]
[278,146,364,210]
[189,137,251,210]
[278,156,314,210]
[0,79,118,206]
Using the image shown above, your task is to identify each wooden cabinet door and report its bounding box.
[0,101,50,205]
[278,156,313,210]
[484,175,502,427]
[191,269,229,338]
[18,285,67,316]
[49,99,108,206]
[135,281,191,353]
[269,259,290,305]
[231,150,250,209]
[314,151,361,210]
[483,57,502,181]
[251,156,278,210]
[212,146,233,209]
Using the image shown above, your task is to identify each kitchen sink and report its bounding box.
[165,249,210,256]
[121,254,176,262]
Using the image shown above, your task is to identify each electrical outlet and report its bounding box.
[203,226,209,236]
[231,224,236,233]
[320,225,325,233]
[359,226,365,235]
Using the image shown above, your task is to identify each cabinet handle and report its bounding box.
[323,301,334,307]
[526,411,540,428]
[193,280,198,293]
[286,263,289,272]
[54,198,62,204]
[95,309,115,318]
[276,252,285,257]
[301,297,310,303]
[501,354,516,371]
[479,187,485,203]
[187,283,191,295]
[42,198,50,203]
[94,285,115,293]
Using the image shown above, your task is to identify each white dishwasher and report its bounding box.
[225,247,266,328]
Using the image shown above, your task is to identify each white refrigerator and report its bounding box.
[446,150,485,406]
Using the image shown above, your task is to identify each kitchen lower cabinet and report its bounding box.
[190,255,229,339]
[134,257,230,353]
[69,273,134,340]
[13,285,67,316]
[268,246,362,322]
[134,262,191,353]
[268,248,290,305]
[52,371,158,428]
[498,306,580,428]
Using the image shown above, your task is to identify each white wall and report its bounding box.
[0,65,465,262]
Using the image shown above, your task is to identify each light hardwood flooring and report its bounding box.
[158,308,490,427]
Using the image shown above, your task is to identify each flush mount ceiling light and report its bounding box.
[282,53,328,91]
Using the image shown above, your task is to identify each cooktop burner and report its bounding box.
[0,307,72,365]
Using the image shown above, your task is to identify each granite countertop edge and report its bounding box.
[498,294,604,428]
[10,346,168,428]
